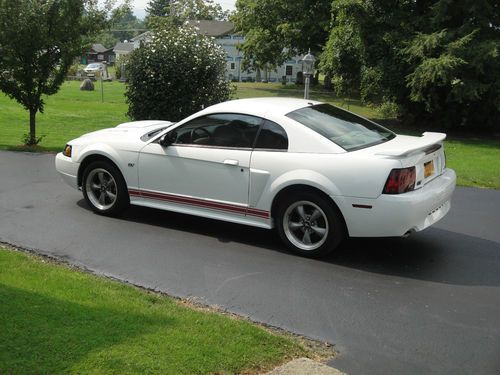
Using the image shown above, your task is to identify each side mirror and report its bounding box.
[159,131,176,147]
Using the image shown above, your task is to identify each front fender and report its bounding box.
[75,144,138,188]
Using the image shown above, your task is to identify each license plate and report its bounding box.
[424,160,435,178]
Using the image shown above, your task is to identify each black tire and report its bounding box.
[81,160,130,216]
[276,191,344,258]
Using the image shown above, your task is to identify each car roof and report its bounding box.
[202,97,322,118]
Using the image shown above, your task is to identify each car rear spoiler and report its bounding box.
[376,132,447,157]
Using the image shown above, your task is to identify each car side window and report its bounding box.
[171,114,262,148]
[254,120,288,150]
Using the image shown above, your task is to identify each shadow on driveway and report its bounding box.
[77,200,500,288]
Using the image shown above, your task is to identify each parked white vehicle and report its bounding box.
[55,98,456,257]
[84,63,111,80]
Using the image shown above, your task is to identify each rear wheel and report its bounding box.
[277,192,344,257]
[82,161,129,216]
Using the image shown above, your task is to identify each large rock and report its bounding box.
[80,79,94,91]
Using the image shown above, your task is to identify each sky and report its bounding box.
[131,0,236,19]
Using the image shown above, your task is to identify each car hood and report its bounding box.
[74,120,173,144]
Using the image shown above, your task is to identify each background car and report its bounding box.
[83,63,111,80]
[55,98,456,257]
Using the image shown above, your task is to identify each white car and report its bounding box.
[55,98,456,257]
[84,63,104,74]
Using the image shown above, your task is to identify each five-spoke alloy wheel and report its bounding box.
[277,191,344,257]
[82,161,129,215]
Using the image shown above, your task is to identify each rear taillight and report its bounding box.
[383,167,416,194]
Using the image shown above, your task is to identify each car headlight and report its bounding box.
[63,144,72,157]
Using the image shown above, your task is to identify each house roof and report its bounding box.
[132,31,151,42]
[91,44,112,53]
[131,21,236,44]
[187,20,234,37]
[113,42,135,53]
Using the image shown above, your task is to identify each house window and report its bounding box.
[97,54,104,61]
[285,65,293,76]
[230,62,235,70]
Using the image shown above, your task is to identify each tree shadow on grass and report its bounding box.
[0,283,174,373]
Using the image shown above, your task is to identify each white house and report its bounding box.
[113,42,135,61]
[130,21,306,83]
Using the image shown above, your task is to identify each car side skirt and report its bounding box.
[128,188,272,229]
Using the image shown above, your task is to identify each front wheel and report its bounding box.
[82,161,129,216]
[277,192,344,257]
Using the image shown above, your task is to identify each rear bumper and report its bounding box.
[55,152,80,189]
[336,168,456,237]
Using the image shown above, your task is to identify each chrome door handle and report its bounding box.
[223,159,239,166]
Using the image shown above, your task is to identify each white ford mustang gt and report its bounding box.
[55,98,456,257]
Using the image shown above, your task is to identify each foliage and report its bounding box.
[320,0,500,131]
[146,0,172,17]
[21,133,44,146]
[95,6,146,48]
[115,55,130,79]
[125,24,231,122]
[0,0,121,145]
[146,0,228,27]
[1,80,499,189]
[232,0,331,69]
[377,97,399,119]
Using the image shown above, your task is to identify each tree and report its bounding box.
[320,0,500,130]
[232,0,331,72]
[146,0,228,27]
[146,0,172,17]
[0,0,121,145]
[96,6,146,48]
[125,23,231,121]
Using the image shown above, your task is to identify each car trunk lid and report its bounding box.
[370,132,447,189]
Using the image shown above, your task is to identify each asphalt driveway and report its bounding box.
[1,150,499,374]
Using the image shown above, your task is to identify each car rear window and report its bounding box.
[286,104,395,151]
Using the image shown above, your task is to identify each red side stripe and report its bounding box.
[128,188,269,219]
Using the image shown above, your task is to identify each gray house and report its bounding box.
[128,21,305,83]
[113,42,135,60]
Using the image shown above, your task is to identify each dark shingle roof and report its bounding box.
[187,20,234,37]
[113,42,135,53]
[92,44,111,53]
[131,21,235,44]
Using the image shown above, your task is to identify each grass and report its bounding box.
[0,81,498,189]
[0,81,129,152]
[0,246,309,374]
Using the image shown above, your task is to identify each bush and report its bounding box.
[125,24,231,121]
[67,63,80,77]
[377,97,399,119]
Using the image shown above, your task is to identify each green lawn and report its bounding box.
[0,81,498,189]
[0,247,308,374]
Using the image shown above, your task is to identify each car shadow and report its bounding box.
[77,200,500,287]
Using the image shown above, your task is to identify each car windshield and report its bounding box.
[87,63,101,69]
[286,104,395,151]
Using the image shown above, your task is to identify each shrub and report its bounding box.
[377,97,399,119]
[125,24,231,121]
[67,63,80,77]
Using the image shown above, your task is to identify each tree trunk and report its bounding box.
[324,73,332,90]
[256,67,261,82]
[28,108,36,145]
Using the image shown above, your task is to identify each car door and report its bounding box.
[137,113,262,217]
